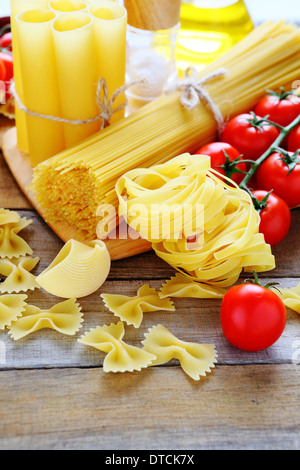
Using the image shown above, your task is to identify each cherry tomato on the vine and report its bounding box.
[254,88,300,127]
[195,142,247,185]
[288,125,300,153]
[0,60,5,82]
[0,52,13,100]
[0,52,13,82]
[256,150,300,208]
[221,112,280,161]
[252,190,291,247]
[220,279,286,352]
[0,32,12,51]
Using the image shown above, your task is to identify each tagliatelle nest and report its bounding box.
[116,153,275,289]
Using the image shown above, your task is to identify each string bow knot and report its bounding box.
[166,66,228,137]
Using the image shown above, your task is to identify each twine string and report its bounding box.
[10,67,227,134]
[10,77,145,130]
[165,66,228,137]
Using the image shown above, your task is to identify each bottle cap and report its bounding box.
[124,0,182,31]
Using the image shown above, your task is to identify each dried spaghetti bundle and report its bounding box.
[116,154,275,288]
[31,21,300,240]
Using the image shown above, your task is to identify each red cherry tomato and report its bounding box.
[0,60,6,103]
[254,88,300,127]
[0,32,12,51]
[288,125,300,152]
[221,112,280,161]
[0,52,13,81]
[0,52,13,100]
[221,281,286,352]
[252,190,291,246]
[256,151,300,208]
[0,59,5,82]
[195,142,247,185]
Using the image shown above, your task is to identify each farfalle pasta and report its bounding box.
[0,256,40,293]
[116,154,275,288]
[142,324,217,381]
[0,294,27,330]
[78,321,156,373]
[0,209,20,226]
[0,209,33,259]
[8,298,83,340]
[36,239,111,298]
[101,284,175,328]
[277,283,300,314]
[159,273,227,299]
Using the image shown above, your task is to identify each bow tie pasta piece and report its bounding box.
[142,324,217,381]
[36,239,111,298]
[0,212,33,259]
[8,298,83,340]
[0,209,21,226]
[78,321,156,373]
[101,284,175,328]
[277,283,300,314]
[0,294,27,329]
[116,154,275,289]
[0,256,40,293]
[159,273,227,299]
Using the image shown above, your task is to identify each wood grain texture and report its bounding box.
[0,117,31,209]
[1,276,299,370]
[0,365,299,450]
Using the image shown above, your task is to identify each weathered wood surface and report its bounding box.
[0,365,299,450]
[0,116,299,450]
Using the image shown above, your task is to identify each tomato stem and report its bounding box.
[0,24,11,38]
[246,111,272,131]
[245,270,281,292]
[239,113,300,191]
[251,190,273,213]
[266,86,297,101]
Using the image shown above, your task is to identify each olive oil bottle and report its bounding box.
[176,0,254,74]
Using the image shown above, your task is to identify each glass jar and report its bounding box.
[125,22,180,113]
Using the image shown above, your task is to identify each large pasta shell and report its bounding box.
[36,239,111,298]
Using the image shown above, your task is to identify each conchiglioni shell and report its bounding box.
[36,239,111,298]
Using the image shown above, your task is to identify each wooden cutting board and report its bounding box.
[1,126,152,260]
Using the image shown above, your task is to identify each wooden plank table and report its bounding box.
[0,116,299,450]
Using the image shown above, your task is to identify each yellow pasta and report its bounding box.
[0,294,27,330]
[116,154,275,288]
[0,211,33,259]
[159,273,227,299]
[78,321,156,373]
[36,239,110,298]
[142,324,217,381]
[30,21,300,240]
[101,284,175,328]
[8,298,83,340]
[277,283,300,314]
[0,208,20,226]
[0,256,40,294]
